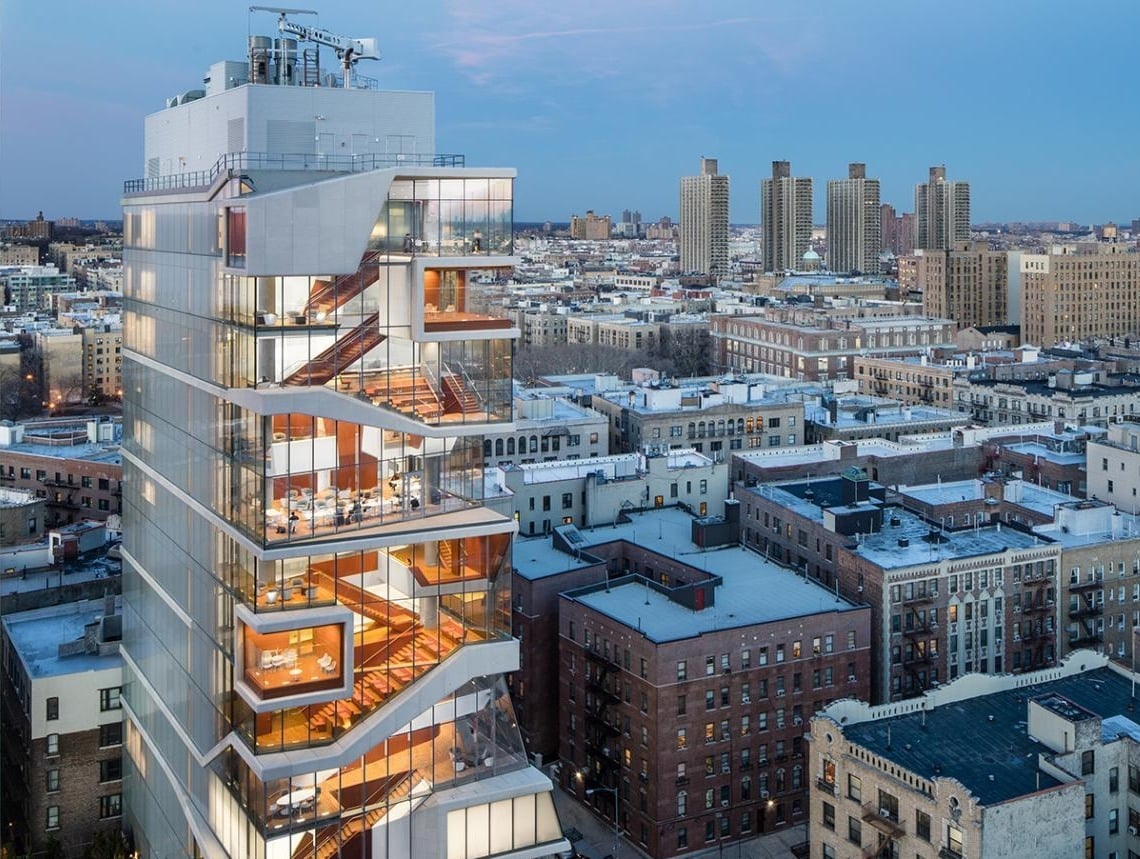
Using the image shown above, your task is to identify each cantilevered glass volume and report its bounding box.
[120,16,565,859]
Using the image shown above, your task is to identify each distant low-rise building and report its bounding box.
[807,396,963,443]
[483,392,609,467]
[570,210,612,240]
[953,373,1140,428]
[0,418,123,526]
[590,375,805,457]
[0,487,46,546]
[711,314,957,381]
[502,448,727,536]
[3,265,77,314]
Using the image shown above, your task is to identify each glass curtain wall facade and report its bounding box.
[121,89,563,859]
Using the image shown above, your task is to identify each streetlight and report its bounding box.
[577,770,619,859]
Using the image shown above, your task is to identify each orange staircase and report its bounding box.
[440,373,480,414]
[380,370,442,421]
[305,251,382,317]
[283,313,384,387]
[437,540,454,569]
[296,772,418,859]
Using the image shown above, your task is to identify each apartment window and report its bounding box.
[1109,808,1119,835]
[947,824,963,856]
[822,801,835,830]
[1082,749,1095,775]
[46,697,59,721]
[99,794,122,819]
[847,774,861,802]
[46,769,60,793]
[848,816,861,846]
[677,728,688,750]
[1085,793,1095,819]
[916,809,931,841]
[705,655,715,676]
[677,660,688,681]
[100,687,121,711]
[1110,766,1119,793]
[640,657,648,679]
[46,807,60,831]
[561,492,573,510]
[677,694,687,716]
[100,758,123,782]
[46,734,59,756]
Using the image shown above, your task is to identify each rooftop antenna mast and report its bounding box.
[251,6,380,88]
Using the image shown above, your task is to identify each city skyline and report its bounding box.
[2,0,1138,224]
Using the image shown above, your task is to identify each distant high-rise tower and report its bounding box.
[826,163,881,274]
[914,165,970,250]
[761,160,812,273]
[679,157,729,280]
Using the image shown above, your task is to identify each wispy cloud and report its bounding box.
[431,3,808,93]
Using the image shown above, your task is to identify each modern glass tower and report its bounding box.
[120,17,566,859]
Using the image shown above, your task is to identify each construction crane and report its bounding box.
[251,7,380,88]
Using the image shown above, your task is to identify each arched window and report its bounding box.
[518,436,527,454]
[737,418,745,434]
[495,438,504,456]
[530,435,538,453]
[507,437,515,455]
[483,439,492,458]
[717,420,726,436]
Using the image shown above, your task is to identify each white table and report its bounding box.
[275,787,316,814]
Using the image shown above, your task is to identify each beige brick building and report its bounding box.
[1020,243,1140,346]
[810,654,1135,859]
[918,242,1009,328]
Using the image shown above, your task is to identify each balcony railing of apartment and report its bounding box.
[123,151,466,193]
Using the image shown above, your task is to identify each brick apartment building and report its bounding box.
[1,597,123,858]
[737,469,1062,702]
[514,506,872,858]
[0,419,122,526]
[711,314,956,382]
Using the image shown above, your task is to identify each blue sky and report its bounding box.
[1,0,1137,224]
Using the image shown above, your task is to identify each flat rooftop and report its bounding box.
[842,666,1133,806]
[3,599,121,678]
[532,507,863,642]
[855,509,1048,569]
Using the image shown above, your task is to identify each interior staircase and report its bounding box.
[304,251,383,317]
[299,772,416,859]
[282,313,384,387]
[436,540,454,569]
[440,373,480,414]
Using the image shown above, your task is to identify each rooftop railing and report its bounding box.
[123,151,466,194]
